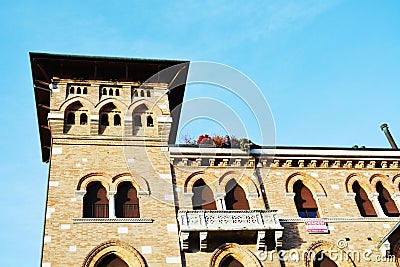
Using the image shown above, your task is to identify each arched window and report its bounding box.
[294,180,319,218]
[192,179,216,210]
[352,181,377,217]
[83,87,87,94]
[115,89,120,96]
[109,88,113,96]
[80,113,88,125]
[146,90,151,97]
[83,182,109,218]
[67,112,75,125]
[70,87,74,94]
[220,256,244,267]
[146,116,154,127]
[115,182,140,218]
[95,253,129,267]
[101,114,109,126]
[114,114,121,126]
[134,115,142,126]
[134,90,138,97]
[102,88,107,95]
[224,179,250,210]
[77,87,81,94]
[313,251,338,267]
[140,90,145,97]
[377,181,399,217]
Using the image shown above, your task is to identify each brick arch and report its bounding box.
[304,240,355,267]
[184,171,219,194]
[286,172,326,196]
[95,98,127,112]
[77,173,110,191]
[393,174,400,191]
[219,171,259,197]
[111,173,149,193]
[370,174,395,195]
[344,174,374,195]
[209,243,262,267]
[82,240,147,267]
[128,99,162,117]
[59,96,95,112]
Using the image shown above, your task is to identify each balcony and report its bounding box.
[178,210,283,231]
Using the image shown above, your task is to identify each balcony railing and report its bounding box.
[122,204,140,218]
[93,204,109,218]
[178,210,283,231]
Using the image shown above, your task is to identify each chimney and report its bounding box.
[380,123,398,149]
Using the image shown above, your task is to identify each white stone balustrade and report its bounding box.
[178,210,283,231]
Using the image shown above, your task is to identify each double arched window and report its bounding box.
[64,101,89,133]
[82,181,140,219]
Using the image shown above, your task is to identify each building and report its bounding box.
[31,53,400,267]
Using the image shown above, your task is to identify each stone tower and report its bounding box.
[31,53,189,267]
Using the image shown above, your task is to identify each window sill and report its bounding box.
[73,218,153,223]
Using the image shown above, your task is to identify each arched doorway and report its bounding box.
[192,179,217,210]
[313,251,338,267]
[224,179,250,210]
[95,254,128,267]
[220,256,244,267]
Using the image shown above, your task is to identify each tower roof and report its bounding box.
[30,52,189,162]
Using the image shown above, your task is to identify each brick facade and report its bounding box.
[31,53,400,267]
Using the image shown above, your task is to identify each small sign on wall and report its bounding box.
[305,220,329,234]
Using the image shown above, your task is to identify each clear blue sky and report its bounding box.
[1,0,399,266]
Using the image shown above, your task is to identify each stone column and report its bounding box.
[108,191,117,218]
[215,192,226,210]
[369,193,387,217]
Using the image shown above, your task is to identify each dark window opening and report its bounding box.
[83,182,109,218]
[67,112,75,125]
[192,179,217,210]
[140,90,144,97]
[134,90,138,97]
[377,181,399,217]
[83,87,87,94]
[70,87,74,94]
[114,114,121,126]
[109,88,113,96]
[147,116,154,127]
[77,87,81,94]
[225,179,250,210]
[353,181,377,217]
[100,114,109,126]
[294,180,319,218]
[115,182,140,218]
[134,115,142,126]
[80,113,88,125]
[146,90,151,97]
[313,251,338,267]
[220,256,244,267]
[94,253,128,267]
[115,89,120,96]
[102,88,107,95]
